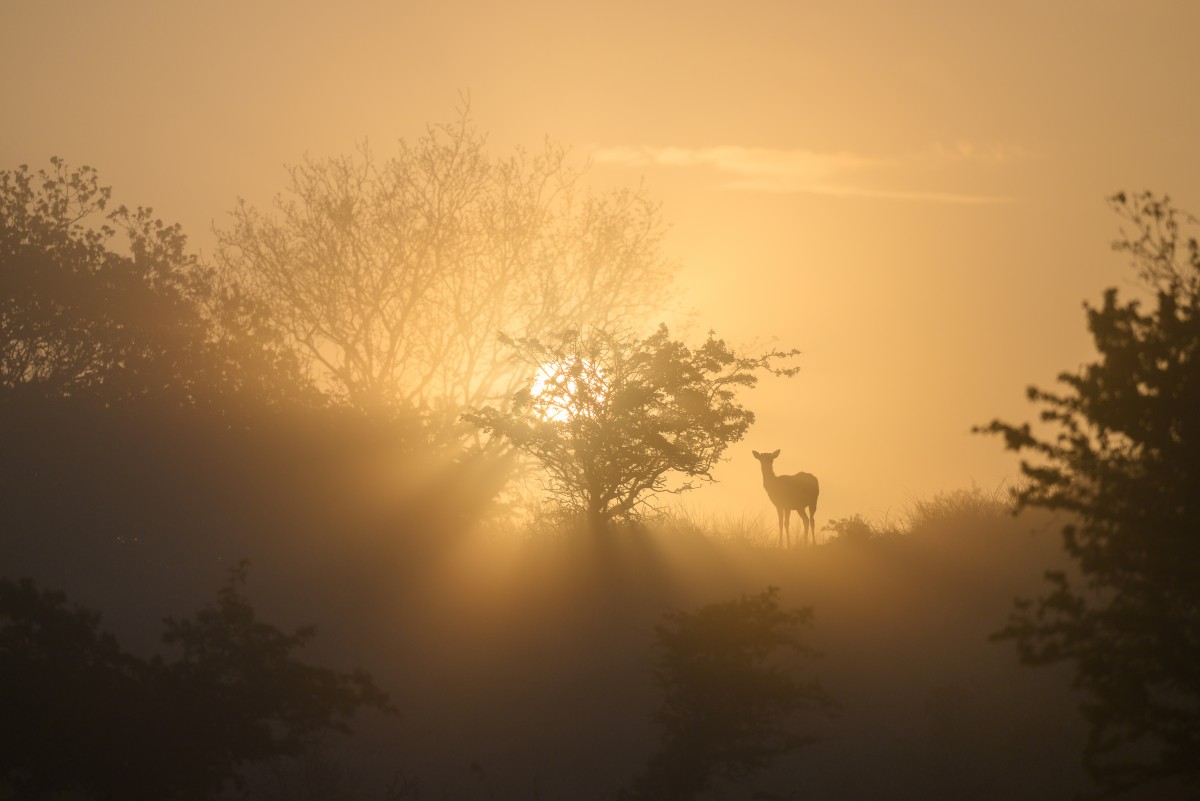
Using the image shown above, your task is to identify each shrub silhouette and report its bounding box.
[0,564,392,801]
[626,587,833,801]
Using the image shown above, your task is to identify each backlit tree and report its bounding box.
[464,325,798,528]
[216,109,675,434]
[0,158,308,413]
[981,192,1200,798]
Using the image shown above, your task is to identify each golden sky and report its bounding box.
[4,0,1199,526]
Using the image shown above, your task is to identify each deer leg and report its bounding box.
[777,507,786,547]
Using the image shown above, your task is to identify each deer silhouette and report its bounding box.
[753,449,820,547]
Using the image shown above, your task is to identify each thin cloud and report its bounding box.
[593,145,890,180]
[727,180,1013,205]
[921,141,1028,165]
[591,143,1018,204]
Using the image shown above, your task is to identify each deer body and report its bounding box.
[753,449,819,547]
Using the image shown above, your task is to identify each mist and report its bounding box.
[0,390,1094,798]
[4,2,1200,798]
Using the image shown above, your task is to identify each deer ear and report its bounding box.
[752,450,761,458]
[771,449,781,458]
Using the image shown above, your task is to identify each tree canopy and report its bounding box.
[981,192,1200,798]
[216,110,676,432]
[0,565,392,801]
[463,325,798,527]
[627,587,833,801]
[0,158,308,415]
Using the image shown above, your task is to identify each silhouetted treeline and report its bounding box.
[0,567,392,801]
[0,159,314,416]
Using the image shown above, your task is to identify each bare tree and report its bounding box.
[216,110,676,437]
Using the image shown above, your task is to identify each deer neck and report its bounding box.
[759,463,778,488]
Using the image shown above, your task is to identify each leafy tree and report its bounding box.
[980,192,1200,798]
[463,325,798,528]
[626,587,833,801]
[0,158,309,414]
[215,109,675,431]
[0,565,392,801]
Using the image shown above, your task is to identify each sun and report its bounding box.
[528,358,606,422]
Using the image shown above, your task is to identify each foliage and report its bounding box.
[0,565,392,801]
[903,485,1014,535]
[626,587,833,801]
[0,158,309,414]
[824,513,879,544]
[980,192,1200,797]
[463,325,799,527]
[216,109,675,430]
